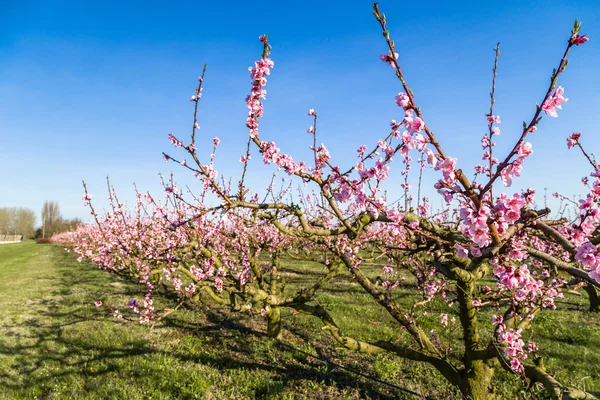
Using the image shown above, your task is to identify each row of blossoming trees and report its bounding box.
[52,4,600,399]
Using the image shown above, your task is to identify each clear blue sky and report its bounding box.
[1,0,599,224]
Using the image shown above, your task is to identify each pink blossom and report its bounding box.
[487,115,501,124]
[185,283,196,295]
[168,133,184,148]
[94,301,103,308]
[567,132,581,149]
[541,86,567,117]
[308,108,316,116]
[517,142,533,157]
[573,34,589,46]
[379,52,399,68]
[440,313,448,326]
[405,115,426,134]
[215,278,224,292]
[434,157,457,185]
[471,247,482,257]
[426,149,438,169]
[357,145,367,158]
[454,244,468,259]
[395,93,411,109]
[510,357,522,372]
[575,243,600,270]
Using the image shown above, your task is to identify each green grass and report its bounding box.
[0,241,599,399]
[0,242,420,399]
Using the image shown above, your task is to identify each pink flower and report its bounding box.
[94,301,103,308]
[471,247,482,257]
[379,52,399,68]
[435,157,457,185]
[454,244,468,259]
[573,34,589,46]
[395,93,411,109]
[542,86,567,117]
[567,132,581,149]
[492,315,503,325]
[487,115,501,124]
[426,149,438,169]
[357,145,367,157]
[590,267,600,283]
[440,313,448,326]
[307,125,314,134]
[308,108,316,116]
[510,358,522,372]
[168,133,184,148]
[517,142,533,157]
[576,243,600,270]
[213,137,220,147]
[405,115,425,134]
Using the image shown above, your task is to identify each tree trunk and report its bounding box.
[266,306,282,339]
[460,360,495,400]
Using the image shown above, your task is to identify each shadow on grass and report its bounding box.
[0,247,408,399]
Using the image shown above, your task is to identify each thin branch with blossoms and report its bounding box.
[480,22,586,196]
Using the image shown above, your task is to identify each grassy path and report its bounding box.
[0,242,404,400]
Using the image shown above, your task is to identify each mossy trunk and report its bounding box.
[266,306,282,339]
[456,277,496,399]
[460,360,495,400]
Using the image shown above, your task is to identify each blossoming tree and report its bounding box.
[53,4,599,399]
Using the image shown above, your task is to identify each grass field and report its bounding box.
[1,241,599,399]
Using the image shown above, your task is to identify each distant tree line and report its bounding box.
[0,202,82,240]
[0,207,36,239]
[39,200,81,238]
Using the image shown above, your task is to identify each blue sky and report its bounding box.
[1,0,599,224]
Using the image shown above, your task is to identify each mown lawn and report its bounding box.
[0,241,599,399]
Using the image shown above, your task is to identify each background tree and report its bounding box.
[41,201,61,238]
[0,207,36,239]
[14,208,36,239]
